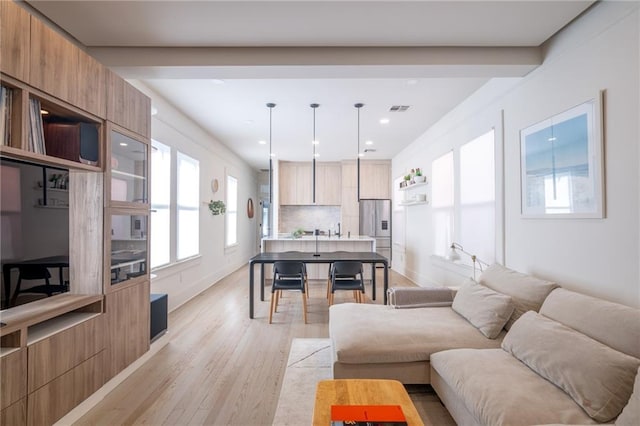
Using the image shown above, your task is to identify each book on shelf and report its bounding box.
[0,85,12,146]
[330,405,408,426]
[28,98,46,155]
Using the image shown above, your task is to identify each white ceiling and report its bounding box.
[27,0,595,170]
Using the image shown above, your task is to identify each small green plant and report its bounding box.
[292,228,305,238]
[208,200,226,215]
[404,174,411,181]
[415,168,422,176]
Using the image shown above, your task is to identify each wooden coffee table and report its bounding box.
[312,379,426,425]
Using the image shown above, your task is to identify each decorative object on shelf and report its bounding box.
[267,103,276,204]
[520,92,604,218]
[310,103,319,203]
[413,168,426,183]
[211,178,219,193]
[354,103,364,201]
[447,242,489,280]
[292,228,304,239]
[208,200,226,215]
[247,198,254,218]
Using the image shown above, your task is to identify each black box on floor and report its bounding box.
[150,293,168,342]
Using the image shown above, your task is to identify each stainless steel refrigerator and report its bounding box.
[359,199,391,262]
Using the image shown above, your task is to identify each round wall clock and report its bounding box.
[247,198,254,218]
[211,178,219,193]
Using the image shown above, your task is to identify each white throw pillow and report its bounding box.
[451,279,514,339]
[616,366,640,426]
[502,311,640,423]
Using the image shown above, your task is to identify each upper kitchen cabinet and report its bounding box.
[279,161,312,205]
[0,1,30,82]
[315,162,342,205]
[76,51,106,118]
[106,70,151,138]
[359,160,391,199]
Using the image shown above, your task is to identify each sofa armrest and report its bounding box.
[387,287,454,309]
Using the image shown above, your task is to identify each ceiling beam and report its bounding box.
[88,46,542,79]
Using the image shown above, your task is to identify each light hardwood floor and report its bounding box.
[75,266,440,425]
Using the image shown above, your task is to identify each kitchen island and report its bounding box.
[262,235,376,280]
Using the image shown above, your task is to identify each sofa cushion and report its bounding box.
[329,303,503,364]
[540,288,640,359]
[502,311,640,422]
[479,263,558,329]
[431,348,597,425]
[451,279,514,339]
[616,366,640,426]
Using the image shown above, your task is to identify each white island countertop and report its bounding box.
[262,235,375,242]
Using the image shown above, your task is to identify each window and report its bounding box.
[150,140,200,269]
[431,151,454,257]
[150,140,171,268]
[177,152,199,259]
[432,129,495,264]
[226,175,238,247]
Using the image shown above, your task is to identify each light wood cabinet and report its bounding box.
[76,50,107,118]
[106,70,151,137]
[315,162,342,205]
[27,351,104,426]
[29,18,79,105]
[279,161,312,205]
[0,349,27,412]
[360,161,391,199]
[280,161,341,205]
[1,399,26,426]
[104,281,150,379]
[0,1,30,82]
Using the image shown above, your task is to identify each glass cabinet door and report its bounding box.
[110,131,148,203]
[110,213,148,285]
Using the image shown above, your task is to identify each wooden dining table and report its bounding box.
[247,251,389,319]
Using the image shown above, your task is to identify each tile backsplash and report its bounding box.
[279,206,341,235]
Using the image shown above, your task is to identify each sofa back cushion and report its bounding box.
[502,311,640,422]
[452,279,514,339]
[540,288,640,359]
[479,264,558,329]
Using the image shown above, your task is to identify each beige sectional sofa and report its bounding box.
[328,264,640,425]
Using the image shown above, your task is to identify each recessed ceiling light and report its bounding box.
[119,142,128,147]
[210,79,225,85]
[312,140,319,145]
[270,153,276,157]
[314,153,320,157]
[258,140,266,145]
[365,140,373,145]
[40,109,49,115]
[358,152,365,157]
[380,118,390,124]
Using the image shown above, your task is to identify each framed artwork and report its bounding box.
[520,93,604,218]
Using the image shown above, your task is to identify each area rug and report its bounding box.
[272,338,333,425]
[272,338,455,426]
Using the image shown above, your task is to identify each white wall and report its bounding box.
[393,2,640,307]
[131,81,259,311]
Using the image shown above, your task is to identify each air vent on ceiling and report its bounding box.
[389,105,410,112]
[364,148,376,153]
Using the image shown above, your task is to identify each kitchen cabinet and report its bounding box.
[359,161,391,199]
[280,161,342,205]
[315,162,342,205]
[0,1,30,82]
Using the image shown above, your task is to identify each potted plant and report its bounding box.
[208,200,226,215]
[413,168,426,183]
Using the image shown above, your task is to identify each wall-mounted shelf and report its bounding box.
[400,200,429,206]
[399,181,428,191]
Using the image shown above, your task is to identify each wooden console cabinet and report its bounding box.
[0,1,151,424]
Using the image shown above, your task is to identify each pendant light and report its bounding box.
[311,103,319,203]
[267,103,276,205]
[355,103,364,201]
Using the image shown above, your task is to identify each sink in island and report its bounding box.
[262,235,376,280]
